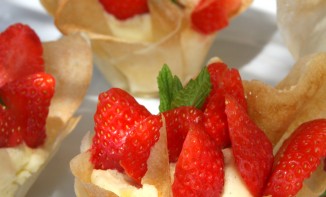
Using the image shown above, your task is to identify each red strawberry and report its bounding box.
[191,0,228,34]
[264,119,326,197]
[172,123,224,196]
[225,94,273,197]
[163,106,203,162]
[202,62,247,148]
[0,73,55,148]
[221,0,241,16]
[120,114,162,184]
[0,107,23,147]
[90,88,151,171]
[0,23,44,88]
[206,62,247,111]
[99,0,149,20]
[203,91,229,148]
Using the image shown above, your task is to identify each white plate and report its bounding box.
[1,1,295,196]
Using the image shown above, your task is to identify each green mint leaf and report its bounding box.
[157,64,182,112]
[171,66,211,109]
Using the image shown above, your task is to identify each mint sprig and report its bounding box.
[157,64,211,113]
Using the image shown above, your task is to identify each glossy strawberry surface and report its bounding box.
[225,94,274,197]
[0,23,44,88]
[0,24,54,148]
[191,0,229,34]
[120,114,162,184]
[91,88,151,171]
[264,119,326,197]
[172,123,224,197]
[99,0,149,20]
[163,106,203,162]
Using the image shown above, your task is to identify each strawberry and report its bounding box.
[0,73,55,148]
[203,91,229,148]
[205,62,247,111]
[264,119,326,197]
[120,114,162,184]
[203,62,247,148]
[0,107,23,147]
[99,0,149,20]
[163,106,203,162]
[191,0,229,34]
[90,88,151,171]
[221,0,241,17]
[0,23,44,88]
[172,123,224,196]
[225,94,273,197]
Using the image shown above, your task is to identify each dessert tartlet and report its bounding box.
[70,56,326,197]
[0,23,93,196]
[41,0,252,96]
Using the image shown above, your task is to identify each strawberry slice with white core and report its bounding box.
[225,94,274,197]
[264,119,326,197]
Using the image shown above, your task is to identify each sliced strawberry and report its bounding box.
[191,0,228,34]
[202,62,247,148]
[172,123,224,196]
[120,114,162,184]
[0,23,44,88]
[205,62,247,111]
[163,106,203,162]
[90,88,151,171]
[0,107,23,147]
[99,0,149,20]
[221,0,241,17]
[222,67,247,110]
[0,73,55,148]
[264,119,326,197]
[225,94,274,197]
[203,91,229,148]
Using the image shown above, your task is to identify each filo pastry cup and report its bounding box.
[0,33,93,197]
[70,120,172,197]
[245,2,326,194]
[41,0,252,97]
[243,53,326,196]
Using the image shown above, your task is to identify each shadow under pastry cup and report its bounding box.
[41,0,252,97]
[0,33,93,197]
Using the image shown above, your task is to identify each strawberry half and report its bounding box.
[205,62,247,111]
[120,114,162,184]
[0,72,55,148]
[172,123,224,196]
[191,0,228,34]
[90,88,151,171]
[264,119,326,197]
[163,106,203,162]
[99,0,149,20]
[203,91,229,148]
[203,62,247,148]
[0,23,44,88]
[225,94,273,197]
[0,107,23,147]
